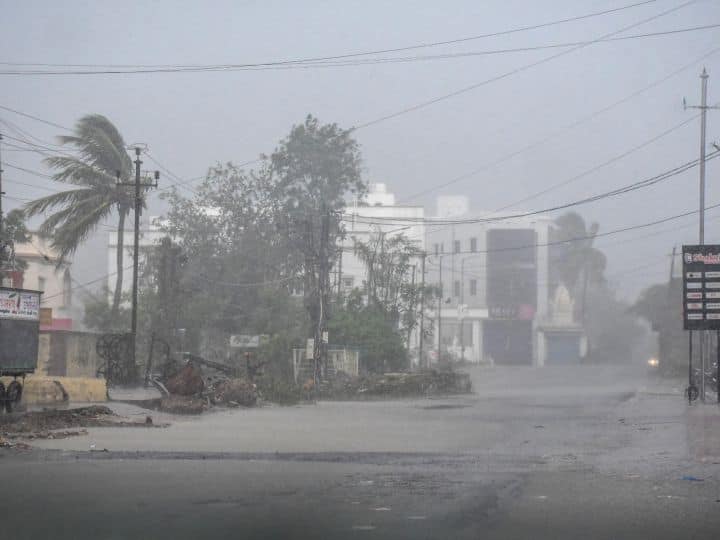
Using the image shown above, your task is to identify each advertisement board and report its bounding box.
[0,288,41,321]
[682,245,720,330]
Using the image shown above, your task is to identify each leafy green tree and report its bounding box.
[0,209,31,274]
[24,114,139,314]
[328,291,408,373]
[269,115,365,213]
[353,232,432,348]
[159,160,312,362]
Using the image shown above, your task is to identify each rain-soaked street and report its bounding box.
[2,365,719,539]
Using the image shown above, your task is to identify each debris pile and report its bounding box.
[321,370,472,399]
[157,395,206,415]
[209,378,257,407]
[0,405,165,440]
[165,363,204,396]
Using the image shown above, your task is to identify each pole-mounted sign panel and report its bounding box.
[682,244,720,330]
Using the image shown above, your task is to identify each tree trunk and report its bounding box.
[111,210,126,314]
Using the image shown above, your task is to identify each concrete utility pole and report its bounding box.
[437,255,443,364]
[407,263,416,368]
[131,148,142,355]
[418,251,426,369]
[685,68,720,401]
[118,147,158,374]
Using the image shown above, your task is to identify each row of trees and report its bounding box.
[23,113,425,374]
[15,112,652,374]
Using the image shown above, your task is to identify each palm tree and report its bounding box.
[549,212,607,322]
[24,114,138,313]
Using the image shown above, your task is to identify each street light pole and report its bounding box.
[437,255,443,364]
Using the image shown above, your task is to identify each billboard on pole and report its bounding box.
[682,244,720,330]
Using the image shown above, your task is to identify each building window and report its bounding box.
[440,243,445,254]
[342,276,354,288]
[469,279,477,296]
[454,240,460,254]
[470,237,477,252]
[454,280,460,297]
[38,276,46,292]
[434,243,439,256]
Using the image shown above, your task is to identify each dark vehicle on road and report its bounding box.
[0,287,41,412]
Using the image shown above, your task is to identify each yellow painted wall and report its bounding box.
[1,375,107,404]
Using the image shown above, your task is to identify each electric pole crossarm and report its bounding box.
[115,147,159,377]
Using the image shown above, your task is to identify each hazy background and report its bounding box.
[1,0,719,299]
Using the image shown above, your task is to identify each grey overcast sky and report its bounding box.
[1,0,720,298]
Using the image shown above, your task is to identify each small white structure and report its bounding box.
[537,284,587,366]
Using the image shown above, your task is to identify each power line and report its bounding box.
[2,24,717,75]
[447,201,720,256]
[3,161,54,179]
[0,0,657,74]
[43,199,720,304]
[345,151,720,226]
[352,0,697,130]
[2,177,63,193]
[0,105,71,131]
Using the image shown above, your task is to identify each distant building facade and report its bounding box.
[425,196,560,366]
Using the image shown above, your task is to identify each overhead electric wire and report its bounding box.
[2,34,716,206]
[344,151,720,227]
[42,197,720,305]
[3,177,63,193]
[2,24,717,75]
[397,40,720,205]
[353,1,697,130]
[0,105,70,131]
[440,201,720,256]
[0,0,656,74]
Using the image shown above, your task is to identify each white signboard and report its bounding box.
[0,289,41,321]
[230,335,259,348]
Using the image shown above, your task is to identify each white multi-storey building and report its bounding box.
[340,183,425,292]
[425,196,578,367]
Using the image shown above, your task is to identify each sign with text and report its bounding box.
[0,288,41,321]
[682,245,720,330]
[229,334,268,348]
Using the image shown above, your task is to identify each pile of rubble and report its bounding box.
[320,370,472,399]
[153,362,259,414]
[0,405,163,441]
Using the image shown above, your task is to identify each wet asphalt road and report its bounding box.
[2,365,720,539]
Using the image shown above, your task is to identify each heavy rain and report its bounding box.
[1,1,720,538]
